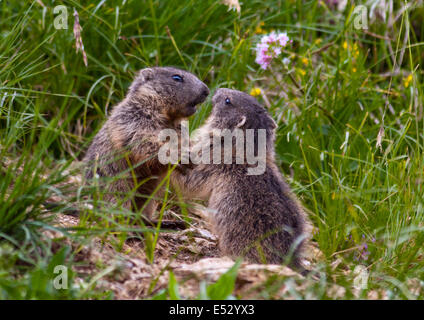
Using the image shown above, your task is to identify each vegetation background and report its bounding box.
[0,0,423,299]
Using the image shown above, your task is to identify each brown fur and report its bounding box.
[84,67,209,218]
[172,88,309,270]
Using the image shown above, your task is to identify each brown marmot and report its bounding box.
[84,67,209,218]
[172,88,309,270]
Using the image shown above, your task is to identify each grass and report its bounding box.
[0,0,423,299]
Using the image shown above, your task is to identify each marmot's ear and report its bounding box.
[236,116,247,128]
[130,68,154,92]
[269,117,277,129]
[137,68,154,83]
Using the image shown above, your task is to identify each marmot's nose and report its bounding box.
[201,85,210,99]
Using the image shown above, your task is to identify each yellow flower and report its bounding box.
[301,57,309,66]
[255,21,265,34]
[403,74,413,88]
[250,87,262,97]
[298,69,306,76]
[315,38,322,45]
[352,67,357,73]
[343,41,360,58]
[353,43,360,57]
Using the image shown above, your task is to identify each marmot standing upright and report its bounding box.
[172,88,309,270]
[84,67,209,218]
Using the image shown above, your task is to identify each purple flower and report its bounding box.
[255,31,290,70]
[356,235,371,261]
[347,233,372,262]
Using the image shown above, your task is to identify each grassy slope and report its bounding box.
[0,0,423,299]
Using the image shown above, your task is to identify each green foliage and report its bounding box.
[1,246,71,299]
[151,260,241,300]
[0,0,423,299]
[202,260,241,300]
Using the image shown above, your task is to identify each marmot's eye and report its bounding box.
[172,75,183,82]
[225,98,231,105]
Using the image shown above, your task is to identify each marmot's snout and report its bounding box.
[180,77,209,117]
[200,85,210,102]
[192,83,209,106]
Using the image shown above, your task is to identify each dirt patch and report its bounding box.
[47,211,327,299]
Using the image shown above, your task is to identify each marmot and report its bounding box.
[84,67,209,218]
[172,88,309,270]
